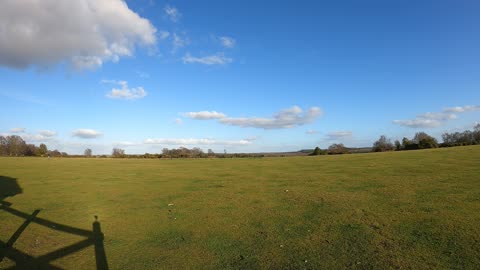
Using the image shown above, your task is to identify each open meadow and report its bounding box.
[1,146,480,269]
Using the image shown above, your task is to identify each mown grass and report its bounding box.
[1,146,479,269]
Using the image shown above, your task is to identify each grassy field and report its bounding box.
[1,146,480,269]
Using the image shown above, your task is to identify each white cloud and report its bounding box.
[219,106,323,129]
[10,127,26,133]
[183,111,226,120]
[104,80,147,100]
[72,129,102,139]
[39,130,57,137]
[164,5,181,22]
[326,131,352,140]
[0,0,156,70]
[306,130,318,135]
[393,105,480,128]
[219,36,236,48]
[144,138,252,146]
[182,53,232,65]
[444,105,480,113]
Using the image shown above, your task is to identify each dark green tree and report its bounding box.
[414,132,438,149]
[39,143,48,156]
[394,140,401,151]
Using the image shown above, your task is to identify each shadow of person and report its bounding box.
[93,216,109,270]
[0,176,22,205]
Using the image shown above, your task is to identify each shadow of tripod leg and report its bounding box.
[93,218,109,270]
[0,209,40,263]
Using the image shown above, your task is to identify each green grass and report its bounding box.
[1,146,480,269]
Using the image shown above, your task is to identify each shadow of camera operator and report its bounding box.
[0,176,22,206]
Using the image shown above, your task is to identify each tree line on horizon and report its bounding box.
[1,124,479,158]
[0,135,67,157]
[310,123,480,155]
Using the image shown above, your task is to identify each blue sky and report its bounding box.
[0,0,479,154]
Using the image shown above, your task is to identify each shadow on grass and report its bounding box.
[0,176,22,202]
[0,176,109,270]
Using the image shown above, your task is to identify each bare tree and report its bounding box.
[0,136,7,156]
[24,144,38,156]
[372,135,395,152]
[84,148,93,157]
[6,135,26,156]
[112,148,125,158]
[327,143,348,155]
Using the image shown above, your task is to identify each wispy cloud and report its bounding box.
[244,136,258,142]
[183,111,226,120]
[182,53,232,65]
[393,119,444,128]
[417,112,457,121]
[306,130,318,135]
[219,106,323,129]
[10,127,26,133]
[164,5,181,22]
[3,128,58,143]
[393,105,479,128]
[444,105,480,113]
[72,129,102,139]
[104,80,147,100]
[219,36,236,48]
[39,130,57,137]
[172,33,189,52]
[144,138,252,146]
[136,71,150,78]
[22,133,57,142]
[326,131,352,140]
[158,31,170,40]
[0,91,49,106]
[175,118,183,124]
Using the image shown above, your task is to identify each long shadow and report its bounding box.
[0,176,109,270]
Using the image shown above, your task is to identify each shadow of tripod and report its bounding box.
[0,176,109,270]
